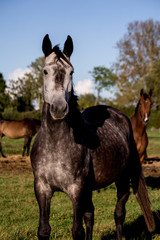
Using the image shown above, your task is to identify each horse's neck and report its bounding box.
[134,109,146,134]
[41,103,64,131]
[41,102,83,135]
[41,102,100,149]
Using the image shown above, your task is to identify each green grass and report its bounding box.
[0,174,160,239]
[0,131,160,239]
[1,130,160,157]
[147,130,160,156]
[1,137,35,156]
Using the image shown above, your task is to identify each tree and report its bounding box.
[8,57,44,111]
[0,73,10,113]
[78,94,96,110]
[29,57,44,109]
[89,66,117,105]
[8,75,34,111]
[114,19,160,105]
[145,61,160,109]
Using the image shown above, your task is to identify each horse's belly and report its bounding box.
[4,130,24,139]
[91,136,130,189]
[92,156,127,189]
[3,126,25,139]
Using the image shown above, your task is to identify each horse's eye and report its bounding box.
[44,70,48,75]
[70,71,73,76]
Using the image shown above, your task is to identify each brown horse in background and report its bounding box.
[0,118,41,158]
[130,89,152,164]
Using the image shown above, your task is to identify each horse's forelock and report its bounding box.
[52,45,73,67]
[52,45,63,60]
[143,93,149,101]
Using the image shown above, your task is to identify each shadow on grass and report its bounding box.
[144,156,160,164]
[145,176,160,189]
[101,211,160,240]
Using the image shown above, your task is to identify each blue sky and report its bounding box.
[1,0,160,96]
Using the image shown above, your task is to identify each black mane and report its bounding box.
[135,101,140,113]
[66,89,110,149]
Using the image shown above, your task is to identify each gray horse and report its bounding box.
[30,34,155,240]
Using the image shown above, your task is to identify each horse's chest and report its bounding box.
[34,136,87,190]
[136,134,147,153]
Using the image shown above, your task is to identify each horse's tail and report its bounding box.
[131,168,155,232]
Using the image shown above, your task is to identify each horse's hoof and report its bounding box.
[38,235,50,240]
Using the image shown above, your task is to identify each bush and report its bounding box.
[1,110,41,121]
[148,110,160,129]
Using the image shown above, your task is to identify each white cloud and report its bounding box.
[75,79,94,96]
[8,67,31,81]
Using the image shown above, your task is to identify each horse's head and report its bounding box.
[139,89,152,125]
[42,34,74,120]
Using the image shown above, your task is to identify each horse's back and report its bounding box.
[82,105,135,189]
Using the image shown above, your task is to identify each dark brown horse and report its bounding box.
[31,35,155,240]
[130,89,152,164]
[0,118,41,157]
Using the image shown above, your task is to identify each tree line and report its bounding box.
[0,19,160,116]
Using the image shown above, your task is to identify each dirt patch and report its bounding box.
[0,155,32,173]
[1,155,160,177]
[143,156,160,177]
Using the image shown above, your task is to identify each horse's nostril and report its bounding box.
[50,104,55,112]
[63,104,68,113]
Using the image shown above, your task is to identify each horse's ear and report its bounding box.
[63,35,73,58]
[140,89,144,96]
[149,89,152,98]
[42,34,52,57]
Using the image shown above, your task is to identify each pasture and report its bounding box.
[0,130,160,239]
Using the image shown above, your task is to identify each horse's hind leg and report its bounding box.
[26,137,32,156]
[34,179,53,240]
[23,137,30,156]
[114,175,130,240]
[0,134,6,158]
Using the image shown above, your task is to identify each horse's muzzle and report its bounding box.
[50,102,69,120]
[143,114,149,125]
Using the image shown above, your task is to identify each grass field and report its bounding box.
[0,173,160,240]
[1,130,160,156]
[147,130,160,156]
[0,130,160,239]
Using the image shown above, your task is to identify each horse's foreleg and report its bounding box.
[114,177,130,240]
[83,191,94,240]
[72,197,85,240]
[34,179,53,240]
